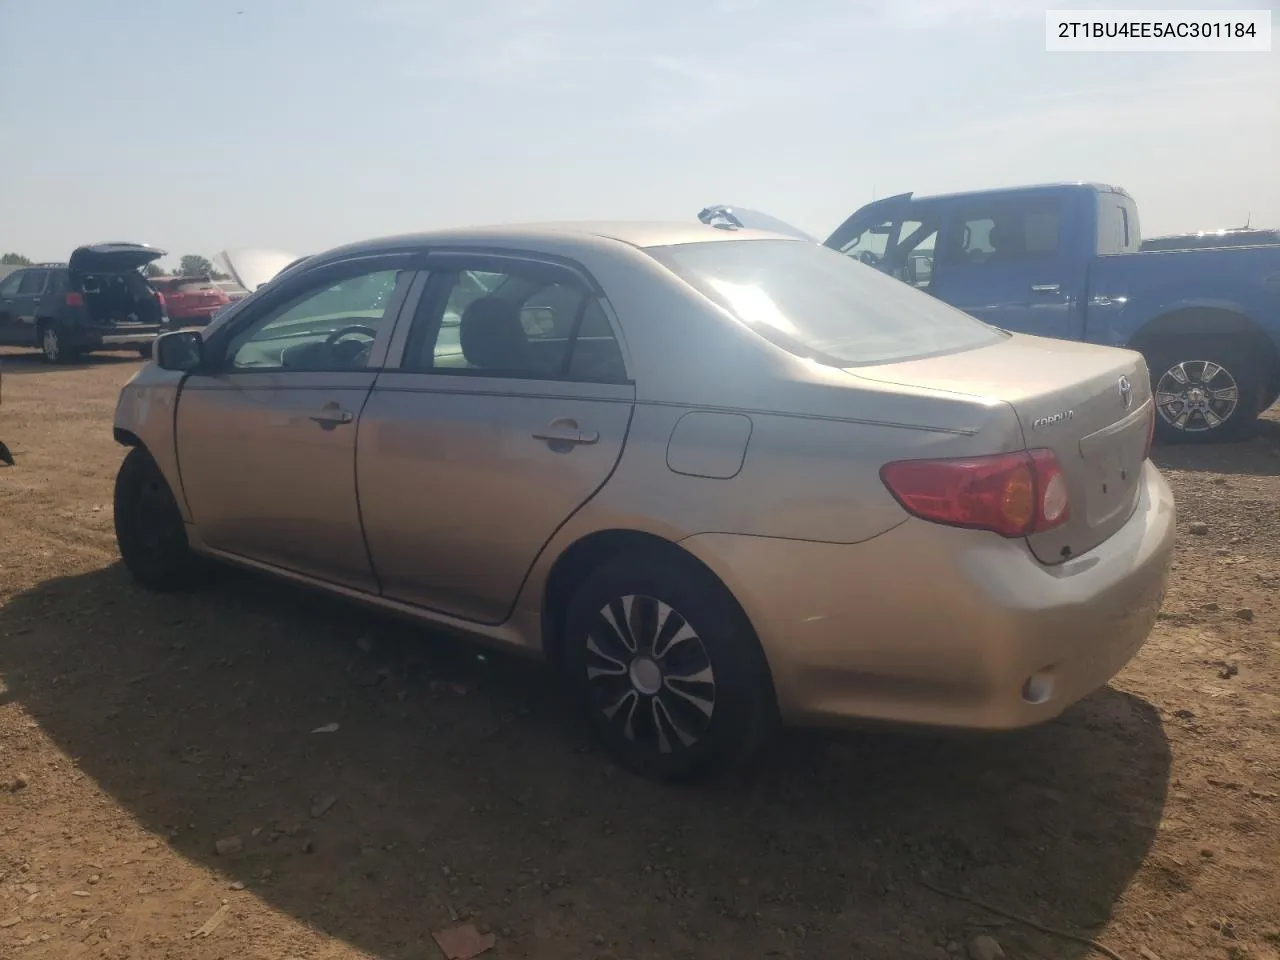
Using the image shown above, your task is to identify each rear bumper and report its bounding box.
[167,308,221,323]
[679,461,1176,730]
[63,325,163,350]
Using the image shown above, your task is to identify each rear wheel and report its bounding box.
[1144,339,1262,444]
[114,447,198,592]
[562,553,776,782]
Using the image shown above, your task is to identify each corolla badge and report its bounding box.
[1118,375,1133,409]
[1032,410,1074,429]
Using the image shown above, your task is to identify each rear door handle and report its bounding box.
[1031,284,1061,294]
[309,405,354,427]
[532,422,599,445]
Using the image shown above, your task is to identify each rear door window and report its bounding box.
[939,198,1063,265]
[402,262,627,382]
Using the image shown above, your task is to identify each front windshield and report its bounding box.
[647,238,1004,366]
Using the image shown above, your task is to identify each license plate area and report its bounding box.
[1079,401,1150,526]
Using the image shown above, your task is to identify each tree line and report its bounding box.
[2,251,228,280]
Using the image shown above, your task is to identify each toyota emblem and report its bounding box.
[1118,375,1133,409]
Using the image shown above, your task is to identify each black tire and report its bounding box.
[1144,339,1263,444]
[113,446,199,592]
[562,552,777,782]
[137,342,154,360]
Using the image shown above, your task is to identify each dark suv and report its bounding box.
[0,243,169,363]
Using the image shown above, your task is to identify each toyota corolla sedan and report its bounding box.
[111,222,1175,781]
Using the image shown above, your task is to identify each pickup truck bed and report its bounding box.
[703,183,1280,443]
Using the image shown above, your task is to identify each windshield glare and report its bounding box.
[648,238,1004,366]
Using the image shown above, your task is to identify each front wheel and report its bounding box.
[1145,340,1262,444]
[114,447,199,592]
[562,554,776,782]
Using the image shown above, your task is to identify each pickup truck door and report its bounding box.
[925,194,1085,340]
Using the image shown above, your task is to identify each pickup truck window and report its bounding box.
[1097,193,1141,255]
[897,220,939,289]
[940,199,1063,265]
[841,223,891,264]
[650,238,1004,366]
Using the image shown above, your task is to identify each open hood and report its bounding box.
[68,242,166,273]
[218,248,301,293]
[696,205,817,241]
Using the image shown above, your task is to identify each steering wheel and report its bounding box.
[324,325,378,347]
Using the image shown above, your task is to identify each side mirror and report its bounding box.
[155,330,204,372]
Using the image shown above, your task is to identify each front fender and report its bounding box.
[113,365,190,522]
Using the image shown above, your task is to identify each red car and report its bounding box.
[149,276,231,324]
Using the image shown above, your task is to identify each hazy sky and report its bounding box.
[1,0,1276,269]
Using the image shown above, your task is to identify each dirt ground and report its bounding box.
[0,347,1277,960]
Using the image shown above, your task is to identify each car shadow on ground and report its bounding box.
[1150,415,1280,478]
[0,350,141,377]
[0,563,1172,959]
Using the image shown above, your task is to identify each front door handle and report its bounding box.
[1031,283,1061,294]
[532,420,599,445]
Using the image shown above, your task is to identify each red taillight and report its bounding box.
[154,291,166,307]
[65,291,84,307]
[880,449,1071,538]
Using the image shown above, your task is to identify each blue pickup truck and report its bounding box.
[701,183,1280,443]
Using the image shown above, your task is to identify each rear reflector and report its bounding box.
[880,449,1071,538]
[65,292,84,307]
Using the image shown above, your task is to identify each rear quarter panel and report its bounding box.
[510,368,1027,624]
[1085,246,1280,348]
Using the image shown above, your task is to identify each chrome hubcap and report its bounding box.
[1155,360,1239,433]
[585,595,716,754]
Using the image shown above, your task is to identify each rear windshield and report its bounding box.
[647,238,1004,366]
[169,279,218,291]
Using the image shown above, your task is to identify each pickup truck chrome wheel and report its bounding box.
[1154,359,1239,434]
[585,595,716,755]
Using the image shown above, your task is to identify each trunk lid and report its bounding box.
[694,195,915,251]
[696,205,819,241]
[218,248,301,293]
[68,242,166,273]
[851,333,1153,564]
[164,278,229,308]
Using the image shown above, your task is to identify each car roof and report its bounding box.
[911,182,1129,204]
[306,221,798,265]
